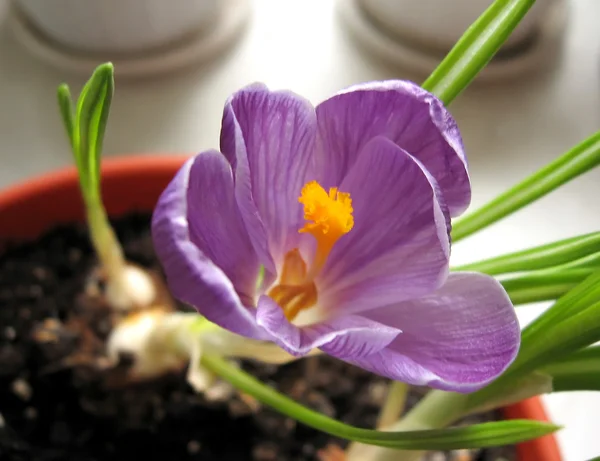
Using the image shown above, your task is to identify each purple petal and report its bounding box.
[319,137,450,315]
[256,295,400,358]
[220,84,318,265]
[316,80,470,216]
[186,151,260,300]
[350,273,520,392]
[152,153,264,339]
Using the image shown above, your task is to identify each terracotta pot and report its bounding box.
[0,156,562,461]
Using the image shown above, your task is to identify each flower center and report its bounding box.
[267,181,354,321]
[298,180,354,277]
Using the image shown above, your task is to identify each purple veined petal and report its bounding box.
[186,151,259,300]
[152,152,266,339]
[316,80,471,217]
[319,136,450,316]
[256,295,400,358]
[220,83,318,266]
[221,85,276,279]
[350,273,520,392]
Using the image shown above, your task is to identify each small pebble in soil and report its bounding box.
[3,327,16,341]
[0,214,516,461]
[10,379,32,401]
[24,407,37,420]
[428,453,446,461]
[253,442,280,461]
[187,440,202,454]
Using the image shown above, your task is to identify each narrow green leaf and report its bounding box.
[57,84,76,153]
[200,355,559,450]
[541,346,600,392]
[453,232,600,275]
[522,270,600,340]
[74,62,114,204]
[519,297,600,370]
[501,269,593,306]
[560,252,600,271]
[465,372,553,415]
[58,63,126,289]
[57,83,85,193]
[423,0,535,104]
[452,130,600,242]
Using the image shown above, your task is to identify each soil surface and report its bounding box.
[0,214,515,461]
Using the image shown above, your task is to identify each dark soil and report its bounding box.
[0,214,515,461]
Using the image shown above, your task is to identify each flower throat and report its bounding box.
[268,181,354,321]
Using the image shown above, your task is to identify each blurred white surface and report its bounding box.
[0,0,599,459]
[14,0,219,53]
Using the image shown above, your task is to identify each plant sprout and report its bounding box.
[57,63,157,311]
[53,0,600,459]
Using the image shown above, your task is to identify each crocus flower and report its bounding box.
[152,81,520,392]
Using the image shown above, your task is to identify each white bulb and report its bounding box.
[106,310,186,380]
[105,264,157,310]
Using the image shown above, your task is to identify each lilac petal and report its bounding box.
[186,151,259,301]
[152,153,265,339]
[351,273,520,392]
[319,136,450,315]
[316,80,470,216]
[220,83,318,264]
[256,295,400,358]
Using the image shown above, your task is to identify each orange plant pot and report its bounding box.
[0,156,562,461]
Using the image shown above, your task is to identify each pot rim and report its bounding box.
[0,155,189,212]
[0,155,562,461]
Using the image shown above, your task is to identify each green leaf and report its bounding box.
[57,63,126,290]
[452,130,600,242]
[57,83,84,192]
[500,269,593,306]
[453,232,600,275]
[57,84,76,152]
[465,372,553,415]
[73,62,114,204]
[522,270,600,341]
[423,0,535,104]
[200,355,559,450]
[560,252,600,271]
[541,346,600,392]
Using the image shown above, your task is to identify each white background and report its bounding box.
[0,1,599,460]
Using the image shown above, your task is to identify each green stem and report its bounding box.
[422,0,535,104]
[377,381,410,429]
[452,130,600,242]
[453,232,600,275]
[87,204,127,287]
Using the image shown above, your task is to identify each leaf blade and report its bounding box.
[542,346,600,392]
[452,130,600,242]
[423,0,535,104]
[453,232,600,275]
[200,355,558,450]
[74,62,114,205]
[500,269,593,305]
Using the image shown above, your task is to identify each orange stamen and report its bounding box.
[267,181,354,321]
